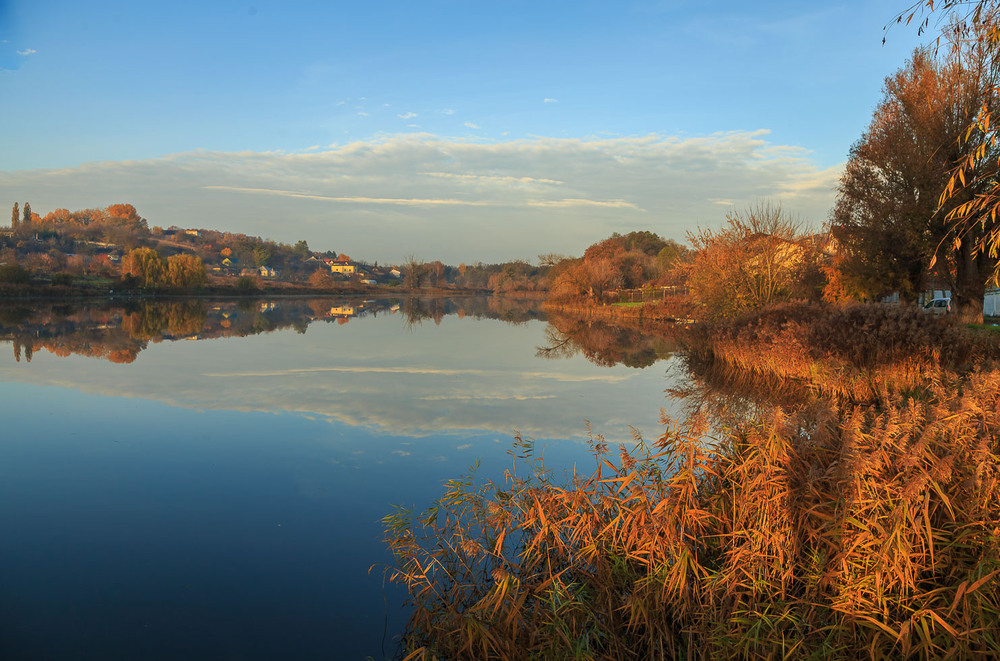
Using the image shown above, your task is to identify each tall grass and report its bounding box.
[385,402,1000,658]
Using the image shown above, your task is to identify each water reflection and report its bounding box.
[667,354,814,429]
[0,297,553,365]
[537,311,679,368]
[0,297,686,660]
[0,298,677,442]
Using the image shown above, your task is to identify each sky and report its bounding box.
[0,0,931,264]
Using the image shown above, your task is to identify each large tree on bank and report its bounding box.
[831,37,1000,321]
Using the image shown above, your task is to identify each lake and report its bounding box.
[0,297,687,660]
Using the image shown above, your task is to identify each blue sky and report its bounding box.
[1,0,929,263]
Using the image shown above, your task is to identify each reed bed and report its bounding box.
[383,302,1000,660]
[682,303,997,403]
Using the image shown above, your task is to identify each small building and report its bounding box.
[330,259,356,275]
[259,266,277,278]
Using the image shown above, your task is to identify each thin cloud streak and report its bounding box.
[421,172,564,186]
[202,185,635,210]
[202,186,498,207]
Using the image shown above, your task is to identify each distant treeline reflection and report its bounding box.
[0,296,547,364]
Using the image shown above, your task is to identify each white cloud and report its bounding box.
[442,108,455,115]
[16,48,36,56]
[398,111,417,119]
[0,131,840,263]
[544,98,558,103]
[357,111,369,116]
[464,122,480,129]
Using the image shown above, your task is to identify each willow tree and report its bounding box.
[121,247,166,288]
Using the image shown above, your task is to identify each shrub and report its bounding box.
[50,273,74,287]
[0,263,30,284]
[236,275,257,291]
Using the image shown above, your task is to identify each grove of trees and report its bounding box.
[548,231,684,302]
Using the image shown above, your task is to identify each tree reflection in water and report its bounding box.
[536,310,679,368]
[0,296,551,365]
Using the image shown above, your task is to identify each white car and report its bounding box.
[922,297,951,315]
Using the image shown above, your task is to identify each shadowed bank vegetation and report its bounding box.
[383,303,1000,660]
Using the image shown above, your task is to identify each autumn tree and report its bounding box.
[427,260,446,288]
[22,202,31,226]
[886,4,1000,315]
[403,255,426,289]
[121,247,166,288]
[165,254,207,288]
[11,203,18,229]
[831,39,999,319]
[308,268,335,289]
[683,202,814,319]
[104,203,148,231]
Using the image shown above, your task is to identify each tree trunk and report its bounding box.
[952,239,994,324]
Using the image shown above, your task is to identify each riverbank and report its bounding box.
[543,296,694,324]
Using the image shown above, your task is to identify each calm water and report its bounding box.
[0,297,685,660]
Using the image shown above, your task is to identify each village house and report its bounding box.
[329,257,356,275]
